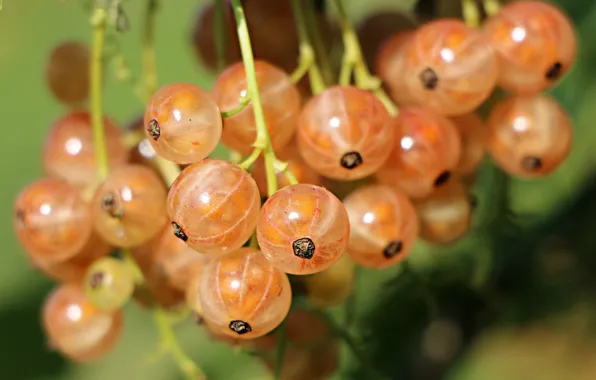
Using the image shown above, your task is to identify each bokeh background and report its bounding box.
[3,0,596,379]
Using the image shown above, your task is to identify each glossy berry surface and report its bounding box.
[257,184,350,275]
[42,284,123,362]
[14,178,92,263]
[303,254,355,308]
[92,165,168,248]
[199,247,292,339]
[46,42,90,105]
[415,180,472,244]
[376,30,417,106]
[43,112,128,188]
[485,94,572,177]
[376,107,462,199]
[168,159,260,255]
[451,113,485,177]
[344,185,419,268]
[144,83,222,164]
[297,86,394,180]
[212,61,301,155]
[402,19,498,116]
[483,1,577,94]
[251,142,324,198]
[84,257,135,312]
[125,115,159,169]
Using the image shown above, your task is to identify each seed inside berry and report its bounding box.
[292,237,315,259]
[229,320,252,335]
[545,62,563,80]
[88,271,105,289]
[147,119,161,141]
[434,170,451,187]
[172,221,188,242]
[419,67,439,90]
[521,156,542,171]
[340,151,363,170]
[383,240,403,258]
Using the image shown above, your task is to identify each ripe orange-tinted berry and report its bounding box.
[303,253,355,308]
[251,142,324,198]
[46,42,90,105]
[257,184,350,275]
[126,115,159,168]
[144,83,222,164]
[297,86,394,180]
[42,284,123,362]
[344,185,419,268]
[485,94,572,178]
[92,165,168,248]
[14,178,92,263]
[483,1,577,94]
[376,30,417,106]
[43,112,128,188]
[212,61,301,155]
[167,159,261,255]
[414,180,472,244]
[199,247,292,339]
[451,113,485,177]
[376,107,462,199]
[402,19,498,116]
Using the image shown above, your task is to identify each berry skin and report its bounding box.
[199,247,292,339]
[84,257,135,312]
[376,107,462,199]
[92,165,168,248]
[144,83,222,164]
[46,42,90,105]
[402,19,498,116]
[450,113,485,177]
[168,159,261,255]
[302,254,355,308]
[212,61,301,155]
[376,30,417,106]
[257,184,350,275]
[125,115,159,168]
[485,94,572,178]
[14,178,92,263]
[42,284,123,362]
[483,1,577,94]
[414,180,472,244]
[43,112,129,188]
[343,185,419,268]
[297,86,394,181]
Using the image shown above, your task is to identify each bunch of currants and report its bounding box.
[12,0,577,377]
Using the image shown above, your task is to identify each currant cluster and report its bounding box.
[12,0,577,378]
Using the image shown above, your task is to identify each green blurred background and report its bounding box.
[3,0,596,379]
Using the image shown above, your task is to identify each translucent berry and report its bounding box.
[92,165,168,248]
[144,83,222,164]
[483,1,577,94]
[257,184,350,275]
[152,227,208,291]
[414,180,472,244]
[84,257,135,312]
[376,107,462,199]
[402,19,498,116]
[344,185,418,268]
[485,94,572,177]
[303,254,355,308]
[126,115,158,168]
[168,159,261,255]
[14,178,92,263]
[450,113,485,177]
[42,284,123,362]
[297,86,394,180]
[199,247,292,339]
[212,61,301,155]
[32,232,112,283]
[251,142,324,198]
[43,111,128,188]
[376,30,417,106]
[46,42,90,105]
[185,270,205,316]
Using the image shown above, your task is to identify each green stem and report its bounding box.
[238,148,262,170]
[283,170,299,186]
[303,0,334,86]
[274,321,288,379]
[462,0,481,28]
[221,96,250,118]
[230,0,278,197]
[483,0,501,17]
[142,0,159,97]
[90,8,109,179]
[213,0,226,71]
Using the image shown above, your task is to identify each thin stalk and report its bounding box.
[238,148,262,170]
[230,0,278,197]
[90,8,109,179]
[213,0,226,71]
[283,170,299,186]
[462,0,481,28]
[483,0,501,17]
[221,96,250,118]
[303,0,334,86]
[142,0,159,97]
